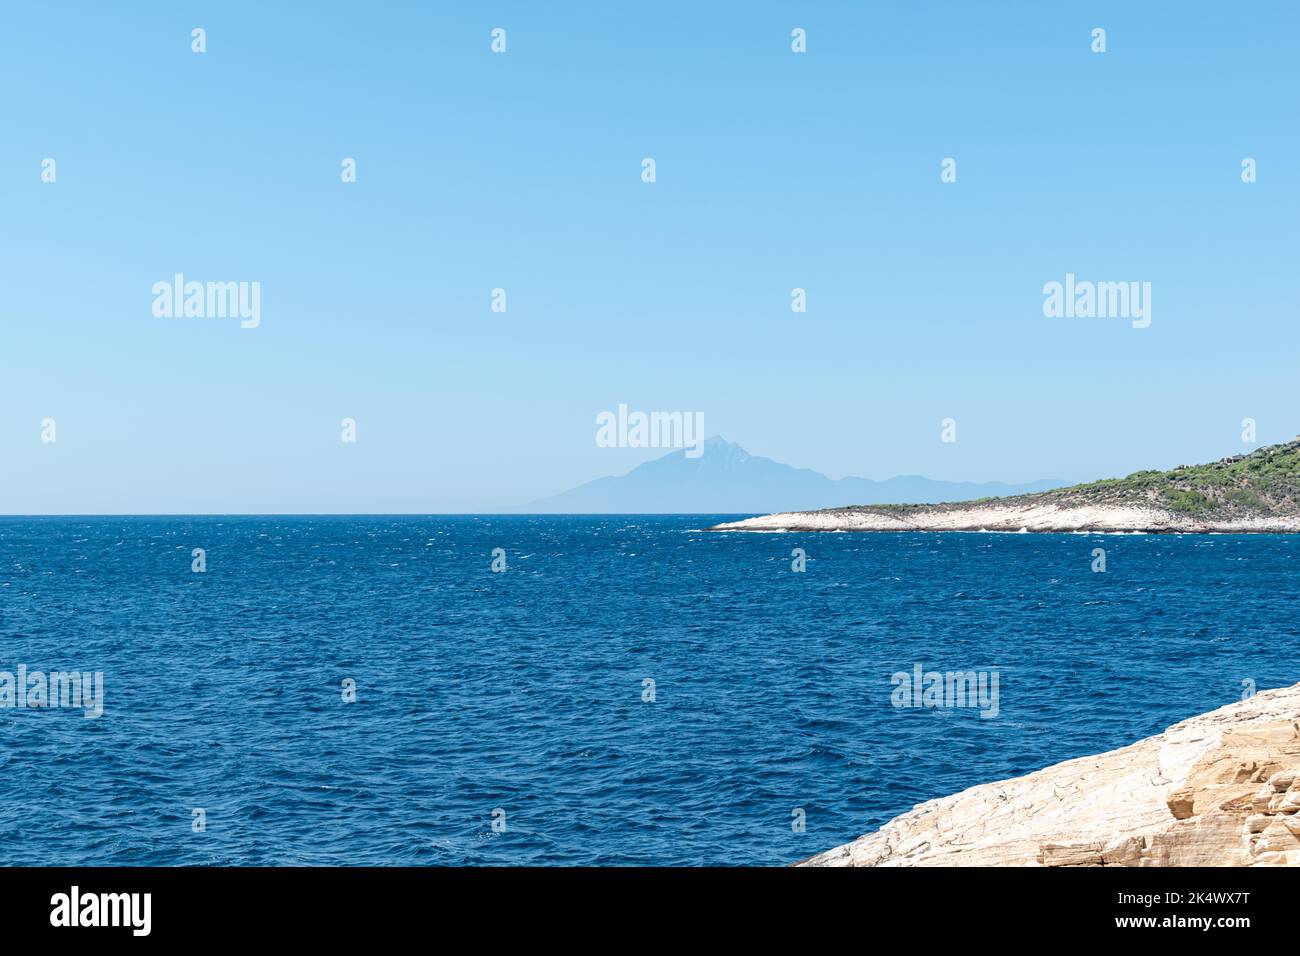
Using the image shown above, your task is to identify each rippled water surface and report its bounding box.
[0,516,1294,865]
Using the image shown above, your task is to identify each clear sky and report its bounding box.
[3,2,1297,513]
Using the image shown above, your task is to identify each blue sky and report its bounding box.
[3,2,1297,512]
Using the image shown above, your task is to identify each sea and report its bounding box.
[0,516,1294,866]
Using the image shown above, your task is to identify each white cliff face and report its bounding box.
[798,683,1300,867]
[712,503,1300,534]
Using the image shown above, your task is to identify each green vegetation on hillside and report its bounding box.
[1048,438,1300,517]
[841,438,1300,517]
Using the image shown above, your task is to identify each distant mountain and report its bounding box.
[519,438,1068,514]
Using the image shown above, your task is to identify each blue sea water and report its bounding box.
[0,516,1295,866]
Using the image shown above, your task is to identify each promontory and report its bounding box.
[711,439,1300,534]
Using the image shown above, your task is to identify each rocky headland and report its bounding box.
[712,439,1300,534]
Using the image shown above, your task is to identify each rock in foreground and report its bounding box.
[798,683,1300,867]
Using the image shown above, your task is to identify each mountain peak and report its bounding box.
[520,440,1066,514]
[699,436,749,463]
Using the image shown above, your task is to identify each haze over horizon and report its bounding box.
[517,436,1071,515]
[5,2,1297,513]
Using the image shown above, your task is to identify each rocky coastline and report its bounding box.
[797,683,1300,867]
[709,501,1300,534]
[712,439,1300,535]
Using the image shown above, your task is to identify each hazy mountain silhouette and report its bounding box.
[520,438,1068,514]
